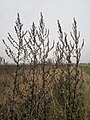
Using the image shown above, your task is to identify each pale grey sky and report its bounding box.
[0,0,90,63]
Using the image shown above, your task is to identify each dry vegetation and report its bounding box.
[0,13,90,120]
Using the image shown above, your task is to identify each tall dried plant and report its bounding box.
[1,13,86,120]
[2,13,27,120]
[53,18,84,120]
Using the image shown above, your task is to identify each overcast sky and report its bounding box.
[0,0,90,63]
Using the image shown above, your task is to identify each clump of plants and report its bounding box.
[0,13,87,120]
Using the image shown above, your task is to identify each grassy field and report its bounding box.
[80,64,90,76]
[79,64,90,119]
[0,64,90,119]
